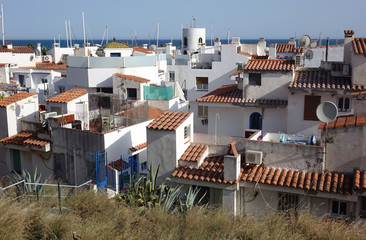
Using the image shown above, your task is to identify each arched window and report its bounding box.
[183,37,188,47]
[198,37,203,43]
[250,112,262,130]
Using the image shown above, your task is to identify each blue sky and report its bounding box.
[2,0,366,40]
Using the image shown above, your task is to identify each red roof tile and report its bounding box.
[0,45,34,54]
[276,44,295,53]
[179,143,208,162]
[318,115,366,130]
[147,111,192,131]
[290,69,366,91]
[352,38,366,55]
[238,51,251,56]
[344,30,355,35]
[114,73,150,83]
[20,62,66,70]
[196,84,288,106]
[0,132,50,147]
[107,159,129,172]
[244,59,294,71]
[46,88,87,103]
[0,92,37,107]
[133,47,153,54]
[129,142,147,152]
[251,55,269,59]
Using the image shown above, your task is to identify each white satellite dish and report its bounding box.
[305,49,313,59]
[299,35,311,48]
[149,44,157,50]
[316,101,338,123]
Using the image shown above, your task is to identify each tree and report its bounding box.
[27,43,35,52]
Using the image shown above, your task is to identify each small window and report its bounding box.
[278,192,299,211]
[18,75,25,87]
[198,106,208,118]
[59,86,65,93]
[12,149,21,174]
[198,37,203,44]
[196,77,208,91]
[249,73,261,86]
[332,200,347,216]
[127,88,137,100]
[337,97,351,112]
[183,37,188,47]
[169,71,175,82]
[184,125,190,141]
[110,52,121,57]
[41,78,48,83]
[304,95,321,121]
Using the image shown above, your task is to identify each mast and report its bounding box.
[58,32,61,44]
[68,20,72,47]
[82,12,86,45]
[106,26,108,43]
[210,24,213,46]
[1,4,4,45]
[65,20,69,47]
[227,28,230,44]
[156,22,159,47]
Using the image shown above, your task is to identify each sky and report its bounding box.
[2,0,366,40]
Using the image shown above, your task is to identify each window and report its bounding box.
[337,97,351,112]
[184,125,191,141]
[59,86,65,93]
[18,75,25,87]
[360,197,366,218]
[12,149,21,174]
[127,88,137,100]
[198,106,208,118]
[97,87,113,93]
[249,73,261,86]
[250,112,262,130]
[198,37,203,44]
[304,95,321,121]
[110,52,121,57]
[183,37,188,47]
[169,71,175,82]
[278,192,299,211]
[196,77,208,91]
[332,200,347,216]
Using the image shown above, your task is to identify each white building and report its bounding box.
[0,42,36,68]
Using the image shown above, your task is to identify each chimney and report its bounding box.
[6,41,12,49]
[36,43,42,56]
[288,37,296,47]
[142,43,148,49]
[257,38,266,56]
[343,30,354,66]
[268,43,277,60]
[224,142,240,182]
[215,37,221,47]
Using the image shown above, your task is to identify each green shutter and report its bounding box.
[12,149,21,174]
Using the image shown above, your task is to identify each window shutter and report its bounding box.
[304,95,321,121]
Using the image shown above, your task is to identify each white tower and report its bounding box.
[182,27,206,54]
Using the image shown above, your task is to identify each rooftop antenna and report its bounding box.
[68,20,72,47]
[227,28,231,44]
[65,20,69,47]
[1,4,4,45]
[316,101,338,172]
[135,31,137,46]
[190,17,192,28]
[210,24,213,46]
[318,32,322,47]
[193,17,196,28]
[156,22,159,47]
[181,23,183,50]
[106,26,108,44]
[82,11,86,45]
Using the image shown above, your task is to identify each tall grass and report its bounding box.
[0,189,365,240]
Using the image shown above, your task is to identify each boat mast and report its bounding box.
[82,12,86,45]
[1,4,4,45]
[68,20,72,47]
[106,26,108,44]
[156,22,159,47]
[65,20,69,47]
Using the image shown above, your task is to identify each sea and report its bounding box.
[6,39,342,50]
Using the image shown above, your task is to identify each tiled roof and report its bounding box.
[117,106,164,120]
[352,38,366,55]
[0,45,34,54]
[129,142,147,152]
[251,55,269,60]
[344,30,355,35]
[172,155,238,184]
[21,62,66,70]
[290,69,366,91]
[318,115,366,130]
[0,132,50,147]
[306,44,344,49]
[0,92,37,107]
[46,88,87,103]
[244,59,294,71]
[114,73,150,83]
[354,170,366,190]
[276,44,295,53]
[237,51,251,56]
[147,111,192,131]
[241,165,354,195]
[196,84,288,106]
[294,47,304,54]
[179,144,208,162]
[133,47,153,54]
[331,62,343,71]
[107,159,129,172]
[105,42,130,48]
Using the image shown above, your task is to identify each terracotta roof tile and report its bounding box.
[0,132,50,147]
[352,38,366,55]
[129,142,147,152]
[105,42,130,48]
[20,62,66,70]
[196,84,288,106]
[237,51,251,56]
[179,143,208,162]
[276,44,295,53]
[353,170,366,190]
[0,92,37,107]
[318,115,366,130]
[251,55,269,59]
[244,59,294,71]
[0,45,34,54]
[133,47,153,54]
[46,88,87,103]
[114,73,150,83]
[147,111,192,131]
[290,69,366,91]
[344,30,355,35]
[107,159,129,172]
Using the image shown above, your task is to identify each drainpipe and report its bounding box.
[325,38,329,62]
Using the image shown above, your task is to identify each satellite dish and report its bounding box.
[149,44,157,50]
[15,105,21,116]
[299,35,311,48]
[316,101,338,123]
[305,49,313,59]
[30,55,34,61]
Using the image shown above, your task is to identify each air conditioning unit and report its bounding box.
[245,150,263,165]
[42,55,52,62]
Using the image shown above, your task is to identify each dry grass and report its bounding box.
[0,189,365,240]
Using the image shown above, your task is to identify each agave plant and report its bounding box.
[11,167,49,193]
